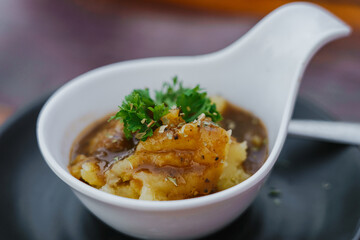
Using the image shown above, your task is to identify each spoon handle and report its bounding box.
[288,120,360,145]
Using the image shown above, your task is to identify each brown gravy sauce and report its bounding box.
[70,115,138,167]
[70,103,268,175]
[220,102,268,174]
[133,163,206,186]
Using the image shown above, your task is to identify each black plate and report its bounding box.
[0,95,359,240]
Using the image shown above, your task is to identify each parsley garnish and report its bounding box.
[110,77,222,141]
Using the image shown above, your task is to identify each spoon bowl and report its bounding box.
[37,2,350,239]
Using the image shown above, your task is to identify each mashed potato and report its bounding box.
[69,108,250,201]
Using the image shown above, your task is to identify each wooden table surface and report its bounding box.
[0,0,359,125]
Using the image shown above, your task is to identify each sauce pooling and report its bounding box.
[71,118,138,170]
[220,102,268,174]
[70,102,268,177]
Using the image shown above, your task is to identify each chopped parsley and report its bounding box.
[166,177,178,186]
[268,187,281,198]
[110,76,222,141]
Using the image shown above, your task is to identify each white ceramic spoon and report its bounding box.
[289,120,360,145]
[37,2,352,239]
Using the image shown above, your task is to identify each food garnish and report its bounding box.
[268,187,281,198]
[69,90,269,200]
[109,77,222,141]
[166,177,178,187]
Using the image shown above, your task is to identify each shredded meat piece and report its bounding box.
[101,109,230,200]
[69,108,250,201]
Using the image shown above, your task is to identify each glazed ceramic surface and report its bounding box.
[37,2,350,239]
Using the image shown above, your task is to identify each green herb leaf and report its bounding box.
[155,76,186,107]
[110,76,222,141]
[109,88,168,141]
[176,85,222,122]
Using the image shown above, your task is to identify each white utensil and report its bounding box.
[289,120,360,145]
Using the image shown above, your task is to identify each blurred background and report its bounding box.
[0,0,359,125]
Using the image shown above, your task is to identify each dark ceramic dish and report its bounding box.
[0,95,359,240]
